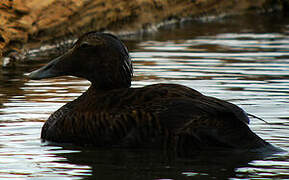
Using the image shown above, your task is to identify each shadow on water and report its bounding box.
[139,12,289,41]
[0,66,28,115]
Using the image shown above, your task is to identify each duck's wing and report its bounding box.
[145,96,271,152]
[102,83,269,151]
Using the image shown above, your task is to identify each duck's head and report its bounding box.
[29,31,133,89]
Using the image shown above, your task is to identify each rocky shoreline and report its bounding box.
[0,0,288,66]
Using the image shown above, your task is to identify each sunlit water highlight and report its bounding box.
[0,14,289,179]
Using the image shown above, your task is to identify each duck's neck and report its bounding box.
[86,83,128,96]
[87,84,107,95]
[89,79,131,90]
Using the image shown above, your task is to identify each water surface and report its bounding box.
[0,14,289,179]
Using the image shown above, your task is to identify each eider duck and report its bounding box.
[29,31,279,154]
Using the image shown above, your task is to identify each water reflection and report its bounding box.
[0,14,289,179]
[54,147,288,179]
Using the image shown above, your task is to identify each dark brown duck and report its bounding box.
[29,31,280,154]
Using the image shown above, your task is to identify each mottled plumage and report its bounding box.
[29,31,279,154]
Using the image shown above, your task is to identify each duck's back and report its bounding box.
[41,83,272,152]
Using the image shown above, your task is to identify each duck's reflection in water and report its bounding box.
[52,145,282,179]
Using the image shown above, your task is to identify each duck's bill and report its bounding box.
[28,54,65,80]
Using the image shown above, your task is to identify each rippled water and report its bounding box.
[1,14,289,179]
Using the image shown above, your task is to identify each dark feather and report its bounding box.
[41,84,274,153]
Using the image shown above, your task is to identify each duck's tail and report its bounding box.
[174,122,284,157]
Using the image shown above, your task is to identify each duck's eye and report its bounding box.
[79,43,92,49]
